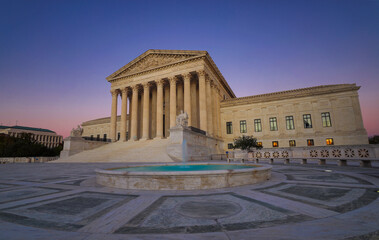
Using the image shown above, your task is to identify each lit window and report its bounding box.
[321,112,332,127]
[286,116,295,130]
[307,139,314,146]
[326,138,334,145]
[254,119,262,132]
[240,120,247,133]
[227,143,233,149]
[303,114,312,128]
[289,140,296,147]
[257,142,262,147]
[272,141,279,147]
[269,117,278,131]
[226,122,233,134]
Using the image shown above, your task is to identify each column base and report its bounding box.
[139,138,150,141]
[154,136,164,140]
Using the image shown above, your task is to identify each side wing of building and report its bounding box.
[220,84,368,150]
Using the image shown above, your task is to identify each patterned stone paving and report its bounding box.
[0,162,378,240]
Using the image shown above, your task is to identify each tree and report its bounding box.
[369,135,379,144]
[0,133,62,157]
[232,135,262,152]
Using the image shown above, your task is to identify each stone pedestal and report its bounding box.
[60,137,108,158]
[166,126,223,162]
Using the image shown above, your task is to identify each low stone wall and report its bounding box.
[60,136,109,158]
[0,156,59,164]
[249,144,379,159]
[167,126,224,161]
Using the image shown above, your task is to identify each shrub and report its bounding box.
[232,135,262,152]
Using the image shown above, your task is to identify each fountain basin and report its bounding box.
[95,163,272,190]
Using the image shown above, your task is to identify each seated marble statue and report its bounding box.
[176,111,189,127]
[70,125,83,137]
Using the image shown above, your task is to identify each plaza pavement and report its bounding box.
[0,161,378,240]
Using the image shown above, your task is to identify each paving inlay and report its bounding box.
[0,162,378,240]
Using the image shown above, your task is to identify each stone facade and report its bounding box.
[221,84,368,149]
[81,49,368,152]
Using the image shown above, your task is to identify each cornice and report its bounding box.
[82,115,127,126]
[220,84,360,108]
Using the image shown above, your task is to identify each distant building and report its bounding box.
[0,125,63,148]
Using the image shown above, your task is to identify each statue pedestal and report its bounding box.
[166,126,224,162]
[60,136,109,159]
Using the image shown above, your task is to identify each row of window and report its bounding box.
[227,138,334,149]
[90,132,130,141]
[227,112,332,134]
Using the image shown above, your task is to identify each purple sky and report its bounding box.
[1,0,378,137]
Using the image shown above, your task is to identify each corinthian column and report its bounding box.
[198,70,208,132]
[110,89,118,142]
[206,77,213,136]
[156,79,164,138]
[141,83,151,140]
[183,73,192,126]
[120,88,129,141]
[131,85,139,141]
[211,82,218,137]
[169,76,177,128]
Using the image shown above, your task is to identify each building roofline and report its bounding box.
[221,84,360,107]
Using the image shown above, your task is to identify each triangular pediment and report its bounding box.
[107,50,207,81]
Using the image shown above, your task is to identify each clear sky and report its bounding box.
[0,0,378,137]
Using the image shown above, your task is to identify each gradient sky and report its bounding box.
[0,0,378,137]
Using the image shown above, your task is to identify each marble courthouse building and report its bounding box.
[81,50,368,151]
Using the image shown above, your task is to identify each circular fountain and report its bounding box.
[95,163,272,190]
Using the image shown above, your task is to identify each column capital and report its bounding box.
[182,73,192,80]
[197,70,206,77]
[156,79,164,87]
[121,87,130,95]
[131,84,141,92]
[110,89,119,96]
[169,76,178,85]
[205,75,211,83]
[143,82,152,89]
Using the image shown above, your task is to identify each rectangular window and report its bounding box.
[227,143,233,149]
[257,142,262,147]
[126,132,129,140]
[117,132,120,140]
[240,120,247,133]
[326,138,334,145]
[289,140,296,147]
[269,117,278,131]
[103,134,107,142]
[254,119,262,132]
[307,139,314,146]
[286,116,295,130]
[272,141,279,147]
[303,114,312,128]
[97,134,100,141]
[321,112,332,127]
[90,135,93,140]
[226,122,233,134]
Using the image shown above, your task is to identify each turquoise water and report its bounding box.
[114,164,256,172]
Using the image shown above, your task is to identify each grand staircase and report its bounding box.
[53,139,174,163]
